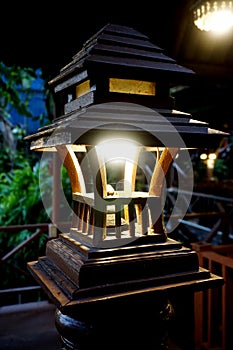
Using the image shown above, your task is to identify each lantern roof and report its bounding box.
[25,24,228,149]
[48,23,194,87]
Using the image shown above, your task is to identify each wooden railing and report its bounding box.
[0,222,70,305]
[166,187,233,246]
[192,243,233,350]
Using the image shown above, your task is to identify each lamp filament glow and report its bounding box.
[96,138,139,165]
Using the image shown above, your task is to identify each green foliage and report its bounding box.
[0,61,36,117]
[0,155,51,290]
[61,164,72,205]
[0,160,49,227]
[213,158,230,180]
[0,62,53,169]
[0,62,52,293]
[0,62,50,228]
[214,136,233,180]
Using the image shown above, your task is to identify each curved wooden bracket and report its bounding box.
[149,147,179,235]
[149,148,179,197]
[56,145,86,194]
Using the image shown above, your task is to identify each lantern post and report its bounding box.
[25,24,225,349]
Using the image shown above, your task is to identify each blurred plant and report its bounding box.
[0,62,54,292]
[0,63,34,164]
[214,136,233,180]
[0,62,53,169]
[0,160,49,227]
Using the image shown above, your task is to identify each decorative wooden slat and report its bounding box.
[82,204,90,234]
[115,205,122,239]
[93,209,107,246]
[71,201,80,228]
[128,202,136,237]
[88,207,94,236]
[141,203,149,235]
[78,203,85,232]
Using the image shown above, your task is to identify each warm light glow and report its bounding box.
[109,78,156,96]
[207,158,215,169]
[200,153,208,160]
[96,139,140,196]
[200,152,216,160]
[193,1,233,33]
[76,80,90,98]
[96,138,139,164]
[32,144,87,152]
[208,152,216,159]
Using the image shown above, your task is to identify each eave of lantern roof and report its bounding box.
[24,102,228,150]
[49,23,194,86]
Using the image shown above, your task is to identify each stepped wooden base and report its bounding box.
[28,233,223,349]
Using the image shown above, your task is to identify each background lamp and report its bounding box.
[192,0,233,33]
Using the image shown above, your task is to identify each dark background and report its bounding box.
[1,0,233,132]
[1,2,185,77]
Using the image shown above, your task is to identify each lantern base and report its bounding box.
[28,233,223,307]
[28,233,223,349]
[54,295,175,350]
